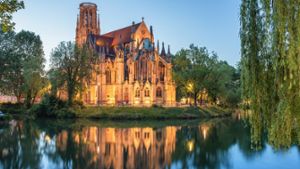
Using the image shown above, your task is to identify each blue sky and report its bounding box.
[13,0,241,68]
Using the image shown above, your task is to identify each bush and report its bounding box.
[72,100,85,109]
[30,94,68,118]
[0,113,13,121]
[152,104,163,108]
[0,102,24,114]
[54,108,76,119]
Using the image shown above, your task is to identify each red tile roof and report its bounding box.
[102,22,142,46]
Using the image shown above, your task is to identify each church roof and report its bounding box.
[102,22,142,46]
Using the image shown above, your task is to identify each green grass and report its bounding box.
[74,106,232,120]
[1,102,233,120]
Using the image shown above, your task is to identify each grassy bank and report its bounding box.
[74,106,232,120]
[1,101,233,120]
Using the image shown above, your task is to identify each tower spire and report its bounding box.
[98,14,100,35]
[157,40,160,53]
[161,42,166,56]
[168,45,171,56]
[150,25,154,42]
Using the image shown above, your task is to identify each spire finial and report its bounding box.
[161,42,166,56]
[142,17,144,22]
[168,45,171,56]
[150,25,153,42]
[157,40,160,53]
[97,14,100,34]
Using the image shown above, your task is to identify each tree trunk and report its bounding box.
[200,94,203,106]
[67,83,74,106]
[25,90,32,109]
[31,91,38,106]
[194,92,197,107]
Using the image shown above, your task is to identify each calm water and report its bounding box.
[0,118,299,169]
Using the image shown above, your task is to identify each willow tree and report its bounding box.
[240,0,300,149]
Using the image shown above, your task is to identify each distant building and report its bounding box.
[75,2,176,106]
[0,95,17,103]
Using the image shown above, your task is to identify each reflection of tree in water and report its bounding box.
[1,118,293,169]
[248,108,300,150]
[172,119,232,169]
[0,120,41,169]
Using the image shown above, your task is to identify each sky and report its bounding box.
[13,0,241,68]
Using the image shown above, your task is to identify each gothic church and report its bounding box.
[76,2,176,106]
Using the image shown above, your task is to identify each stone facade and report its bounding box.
[76,2,176,106]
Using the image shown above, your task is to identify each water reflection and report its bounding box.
[0,118,299,169]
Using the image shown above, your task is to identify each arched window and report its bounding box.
[156,87,162,98]
[145,88,150,97]
[106,69,111,84]
[135,88,140,98]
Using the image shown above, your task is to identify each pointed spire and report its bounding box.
[167,45,171,56]
[97,14,100,34]
[150,25,153,42]
[142,17,144,22]
[157,40,160,53]
[161,42,166,56]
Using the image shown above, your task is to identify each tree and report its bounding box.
[173,44,240,107]
[0,30,45,107]
[16,31,46,107]
[173,45,210,106]
[0,0,24,32]
[240,0,300,148]
[50,41,95,105]
[0,30,15,84]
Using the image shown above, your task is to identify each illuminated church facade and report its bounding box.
[76,2,176,106]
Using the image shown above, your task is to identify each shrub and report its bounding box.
[0,102,24,114]
[54,108,76,119]
[30,94,68,118]
[72,100,85,109]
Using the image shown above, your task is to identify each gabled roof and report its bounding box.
[102,22,142,46]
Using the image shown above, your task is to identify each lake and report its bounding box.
[0,118,299,169]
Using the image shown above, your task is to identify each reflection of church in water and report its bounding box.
[56,127,178,169]
[75,2,176,106]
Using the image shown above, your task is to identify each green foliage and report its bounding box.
[0,102,24,114]
[173,44,240,107]
[0,0,24,32]
[30,94,75,118]
[0,30,46,107]
[75,106,230,120]
[240,0,300,149]
[50,41,96,105]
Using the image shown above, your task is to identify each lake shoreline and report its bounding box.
[65,106,233,120]
[0,104,234,120]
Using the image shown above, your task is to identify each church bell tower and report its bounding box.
[76,2,100,45]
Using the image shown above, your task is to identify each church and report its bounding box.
[76,2,176,106]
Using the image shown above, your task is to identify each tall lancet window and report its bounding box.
[135,88,140,98]
[106,69,111,84]
[156,87,162,98]
[141,57,147,81]
[159,62,165,81]
[145,88,150,97]
[85,11,88,26]
[134,61,139,80]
